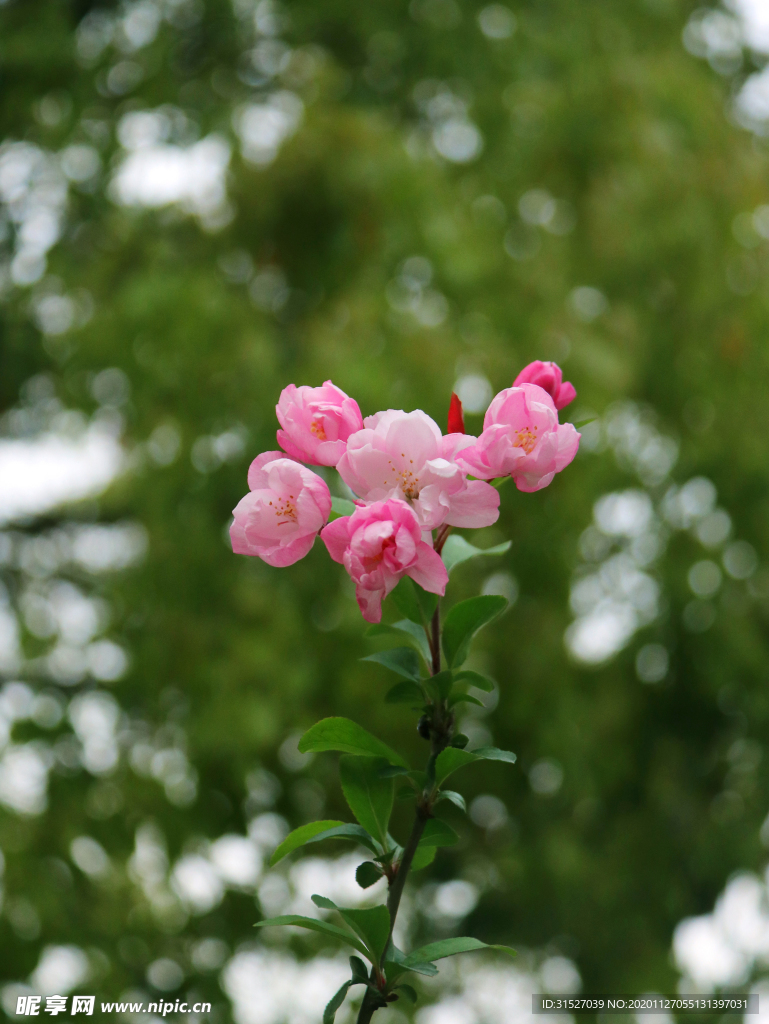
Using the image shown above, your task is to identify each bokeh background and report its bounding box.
[2,0,769,1020]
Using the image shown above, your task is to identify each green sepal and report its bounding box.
[356,861,384,889]
[329,496,357,521]
[298,718,408,768]
[312,895,391,966]
[453,670,495,692]
[435,790,466,812]
[441,535,512,574]
[384,680,425,705]
[254,915,369,958]
[403,937,517,966]
[396,984,418,1004]
[362,647,421,682]
[442,596,508,668]
[323,981,352,1024]
[418,818,459,847]
[339,755,394,847]
[270,820,345,866]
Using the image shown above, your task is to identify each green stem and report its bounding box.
[356,600,454,1023]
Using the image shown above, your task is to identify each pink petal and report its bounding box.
[444,480,500,528]
[407,542,449,595]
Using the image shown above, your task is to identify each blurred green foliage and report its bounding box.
[1,0,769,1018]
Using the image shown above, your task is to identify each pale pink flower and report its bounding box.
[321,498,448,623]
[513,360,576,411]
[230,451,331,566]
[336,409,499,531]
[457,384,580,492]
[276,380,364,466]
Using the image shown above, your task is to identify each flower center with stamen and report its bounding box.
[310,419,327,441]
[513,425,539,454]
[268,496,298,525]
[384,457,421,499]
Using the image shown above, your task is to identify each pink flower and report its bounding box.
[321,498,448,623]
[276,380,364,466]
[457,384,580,493]
[336,409,499,531]
[513,360,576,411]
[230,451,331,566]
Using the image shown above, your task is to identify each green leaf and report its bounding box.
[330,496,356,520]
[389,578,422,623]
[366,620,432,666]
[414,581,439,620]
[424,669,453,702]
[473,745,518,765]
[306,823,381,856]
[453,670,495,692]
[409,844,436,871]
[298,718,408,768]
[270,820,346,866]
[451,733,470,748]
[434,747,479,786]
[436,790,466,812]
[384,958,438,980]
[573,416,597,428]
[449,693,486,708]
[384,681,424,705]
[312,896,391,965]
[349,956,370,984]
[323,981,352,1024]
[340,755,394,847]
[419,818,459,847]
[403,937,517,966]
[442,596,508,668]
[397,984,418,1004]
[434,745,517,786]
[377,764,410,778]
[255,915,368,957]
[356,862,383,889]
[441,535,512,574]
[362,647,421,682]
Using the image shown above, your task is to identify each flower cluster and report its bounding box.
[230,366,579,622]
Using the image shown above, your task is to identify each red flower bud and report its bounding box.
[447,392,465,435]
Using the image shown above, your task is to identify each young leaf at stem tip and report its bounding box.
[453,669,495,692]
[442,595,508,668]
[356,861,383,889]
[366,620,432,666]
[418,818,459,847]
[298,717,408,767]
[434,745,517,786]
[384,680,424,705]
[312,896,391,966]
[305,823,382,856]
[323,981,352,1024]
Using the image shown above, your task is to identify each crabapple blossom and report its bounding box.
[336,409,499,531]
[321,498,448,623]
[513,360,576,411]
[276,380,364,466]
[230,451,331,567]
[458,383,580,492]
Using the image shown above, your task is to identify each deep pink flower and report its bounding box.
[336,409,499,531]
[276,380,364,467]
[321,498,448,623]
[513,360,576,411]
[230,451,331,566]
[457,384,580,493]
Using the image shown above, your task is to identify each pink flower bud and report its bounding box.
[276,380,364,466]
[513,360,576,411]
[230,451,332,566]
[320,498,448,623]
[336,409,499,531]
[457,384,580,493]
